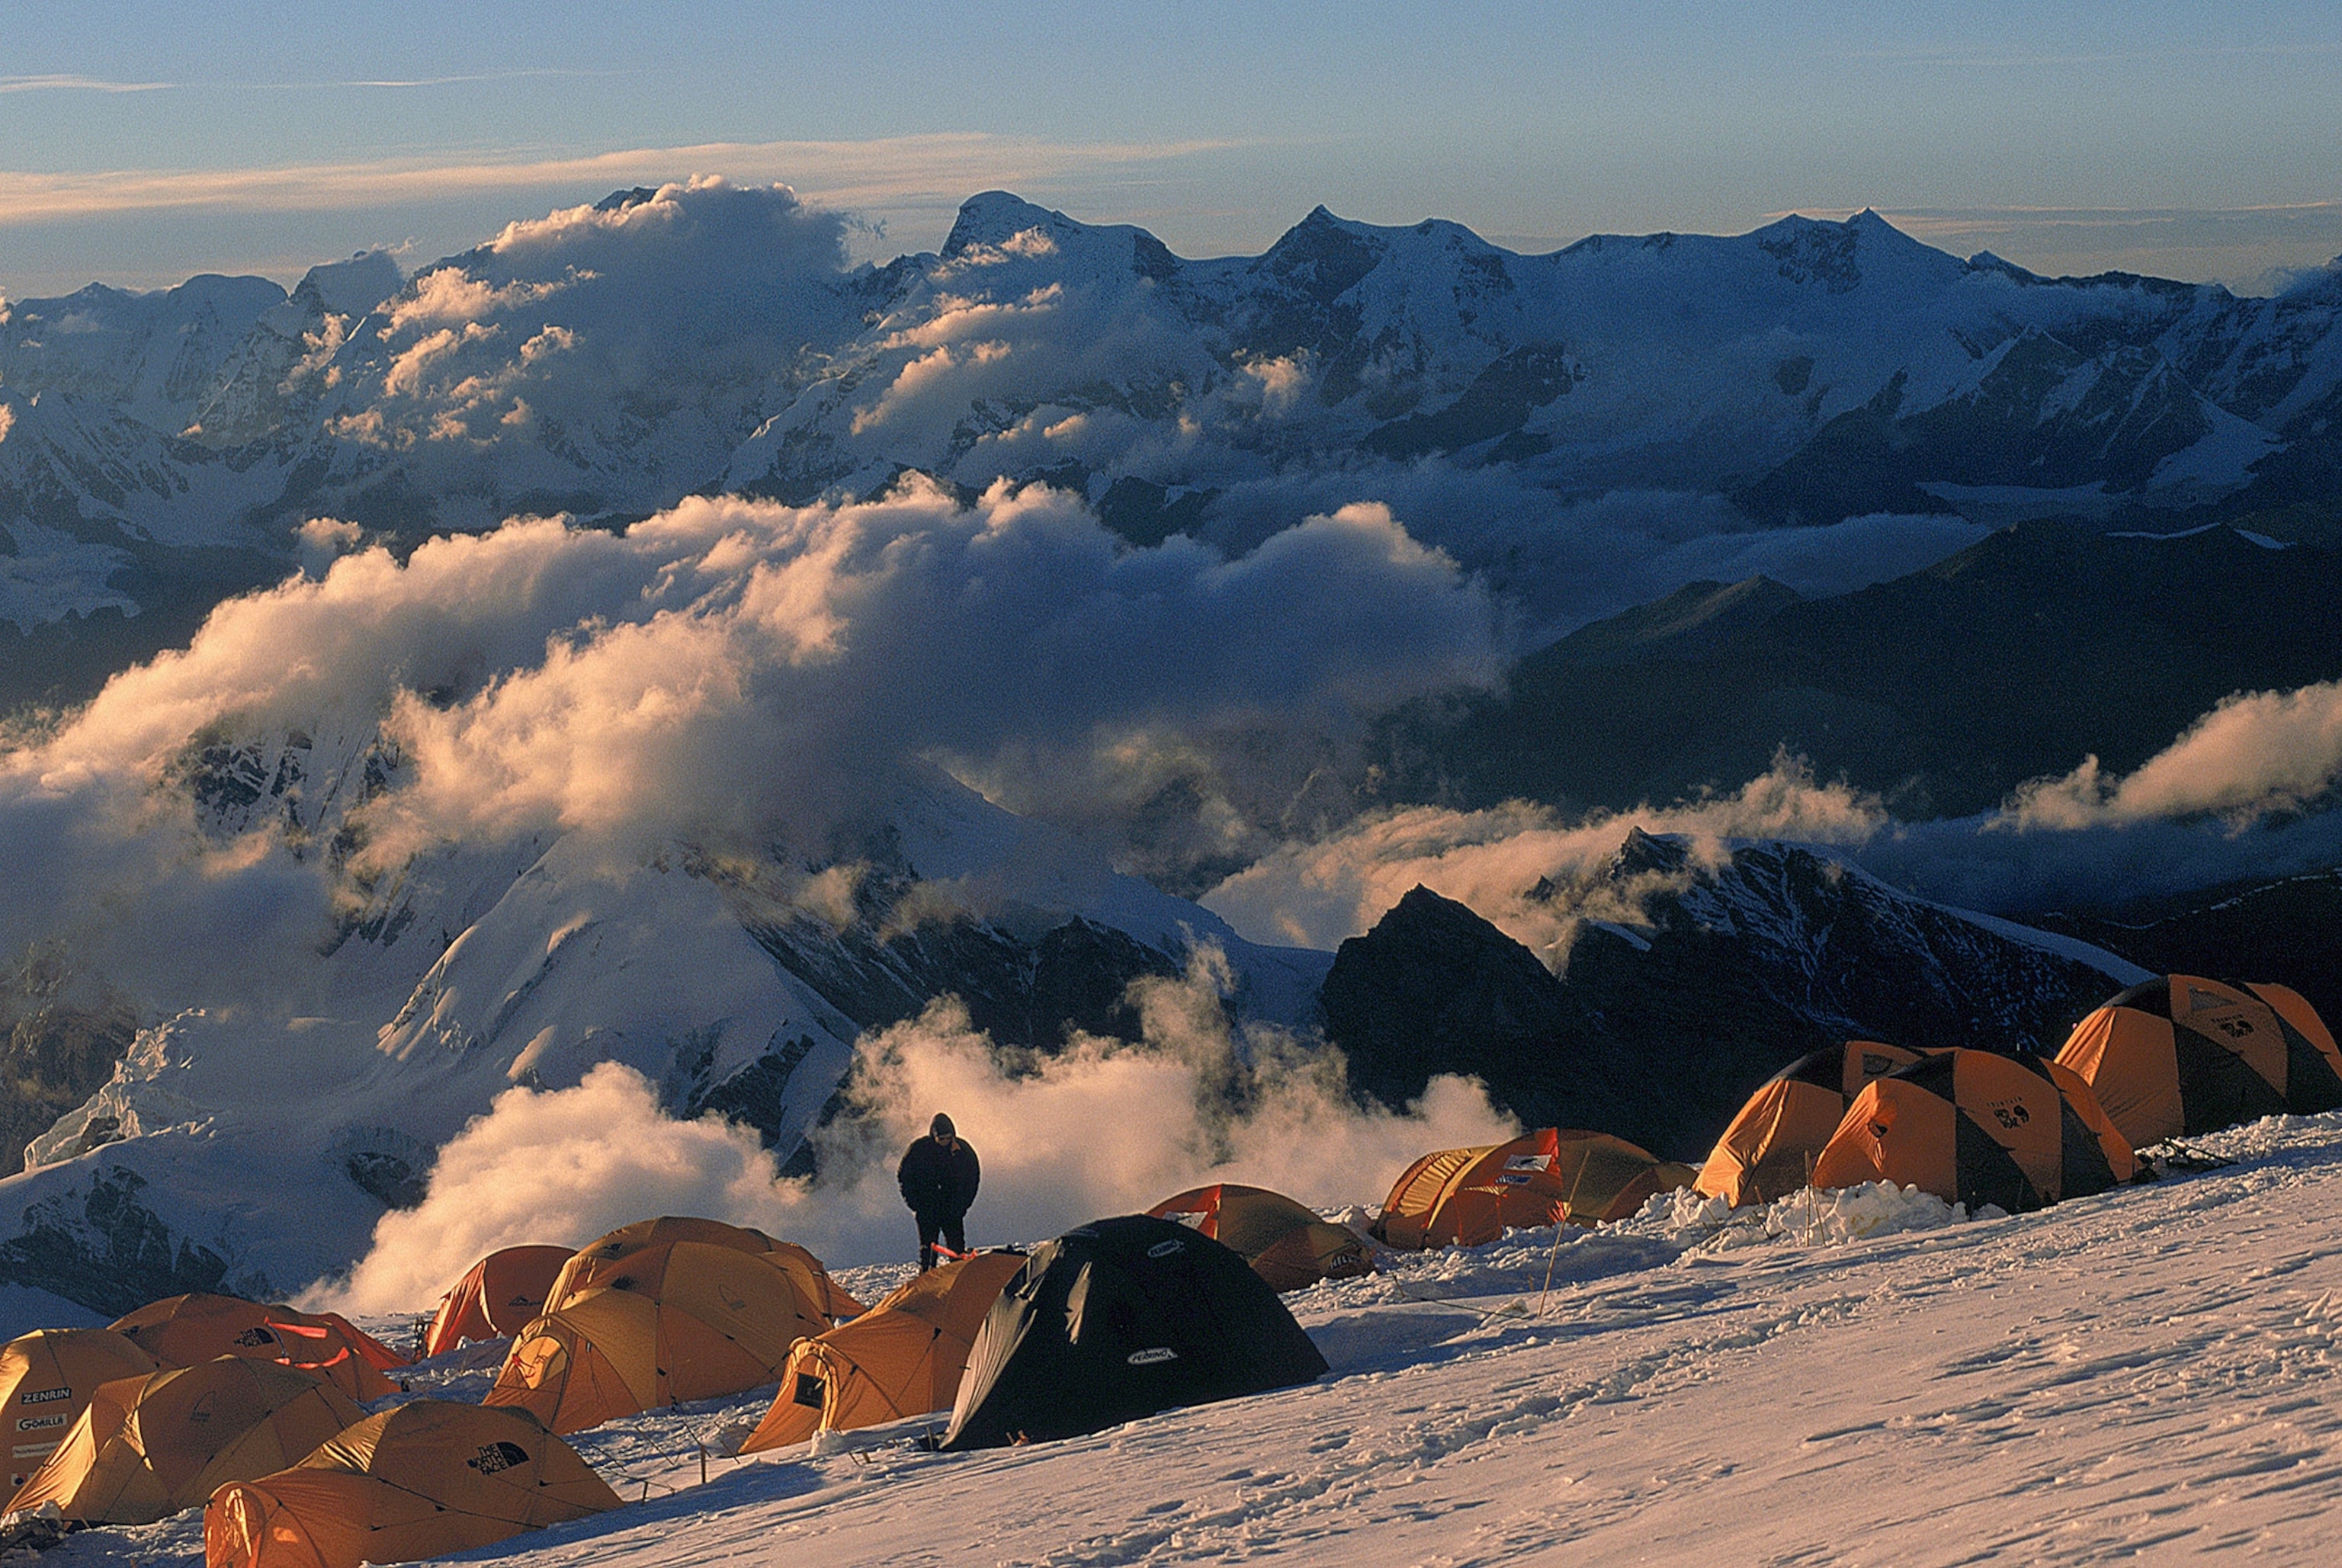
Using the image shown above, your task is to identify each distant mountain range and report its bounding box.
[8,186,2342,707]
[5,186,2340,1312]
[1398,518,2341,819]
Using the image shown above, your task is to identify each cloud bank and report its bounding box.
[325,948,1515,1310]
[0,479,1500,1015]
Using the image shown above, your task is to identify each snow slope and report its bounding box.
[30,1111,2342,1566]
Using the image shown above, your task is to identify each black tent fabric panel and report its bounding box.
[2171,1027,2287,1135]
[2110,980,2173,1018]
[1774,1047,1845,1092]
[2276,1018,2342,1114]
[2054,1097,2119,1201]
[1952,1109,2043,1215]
[942,1216,1327,1451]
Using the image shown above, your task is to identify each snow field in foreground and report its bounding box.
[40,1111,2342,1566]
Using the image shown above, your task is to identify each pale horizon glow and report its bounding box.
[2,2,2338,298]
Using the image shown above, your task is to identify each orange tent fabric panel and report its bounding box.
[8,1357,365,1525]
[204,1402,618,1568]
[1148,1186,1372,1291]
[108,1297,400,1398]
[484,1230,843,1434]
[0,1328,160,1492]
[739,1250,1026,1454]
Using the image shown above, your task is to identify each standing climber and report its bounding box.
[897,1112,981,1270]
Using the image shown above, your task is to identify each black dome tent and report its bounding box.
[939,1214,1327,1451]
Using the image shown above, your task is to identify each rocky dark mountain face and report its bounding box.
[1318,832,2122,1162]
[1399,519,2342,819]
[0,954,140,1170]
[2036,870,2342,1034]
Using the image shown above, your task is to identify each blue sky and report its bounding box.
[2,0,2338,297]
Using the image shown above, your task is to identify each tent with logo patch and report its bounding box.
[0,1329,159,1493]
[7,1355,364,1525]
[1813,1048,2136,1212]
[1371,1130,1697,1249]
[110,1297,404,1402]
[1145,1185,1374,1292]
[2054,976,2342,1148]
[204,1400,619,1568]
[422,1246,576,1358]
[1695,1041,1926,1209]
[939,1215,1327,1451]
[738,1250,1028,1454]
[482,1217,861,1435]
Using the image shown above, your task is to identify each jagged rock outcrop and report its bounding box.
[1320,832,2130,1160]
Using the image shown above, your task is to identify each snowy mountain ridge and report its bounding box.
[9,181,2342,686]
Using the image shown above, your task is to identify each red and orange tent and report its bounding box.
[110,1296,405,1402]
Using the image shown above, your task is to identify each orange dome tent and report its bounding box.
[1814,1049,2135,1212]
[737,1250,1027,1454]
[2054,976,2342,1148]
[1372,1130,1696,1250]
[0,1329,159,1490]
[483,1217,861,1435]
[8,1356,364,1525]
[1696,1041,1924,1209]
[204,1400,619,1568]
[110,1296,404,1401]
[422,1246,576,1358]
[1146,1185,1373,1291]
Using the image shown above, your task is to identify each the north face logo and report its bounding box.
[465,1441,530,1474]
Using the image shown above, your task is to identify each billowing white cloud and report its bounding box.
[322,947,1514,1309]
[2000,678,2342,829]
[1205,755,1888,960]
[0,479,1500,1012]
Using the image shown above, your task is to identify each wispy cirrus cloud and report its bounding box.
[0,75,170,95]
[0,133,1249,226]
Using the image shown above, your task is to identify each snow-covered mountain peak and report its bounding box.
[290,251,404,319]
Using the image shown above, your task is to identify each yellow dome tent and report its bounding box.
[738,1250,1027,1454]
[1372,1130,1695,1249]
[422,1246,575,1358]
[1813,1048,2135,1211]
[7,1356,364,1525]
[0,1329,159,1491]
[204,1400,619,1568]
[2055,976,2342,1147]
[1147,1185,1373,1291]
[483,1217,861,1435]
[1695,1041,1925,1209]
